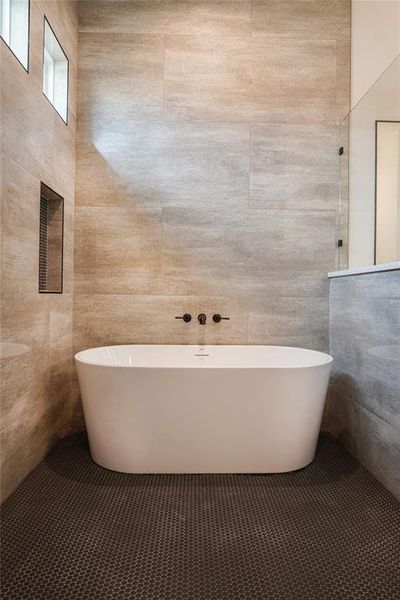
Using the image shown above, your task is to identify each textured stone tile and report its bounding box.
[0,293,49,430]
[79,0,251,36]
[352,403,400,500]
[172,0,251,36]
[250,124,339,210]
[247,297,329,351]
[0,157,40,293]
[74,207,162,294]
[330,271,400,300]
[165,36,336,123]
[73,294,248,350]
[0,48,54,177]
[252,0,350,40]
[52,113,77,199]
[75,121,249,207]
[78,0,175,33]
[330,295,400,428]
[162,209,335,297]
[328,271,400,498]
[336,34,351,124]
[78,33,164,124]
[0,400,68,501]
[0,0,78,499]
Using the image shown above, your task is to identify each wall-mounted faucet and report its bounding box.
[175,314,192,322]
[213,314,230,323]
[175,313,230,325]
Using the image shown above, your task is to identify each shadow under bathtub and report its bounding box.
[43,430,360,491]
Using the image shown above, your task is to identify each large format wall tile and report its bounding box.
[74,207,162,295]
[78,33,164,124]
[252,0,349,40]
[76,121,249,207]
[0,0,78,500]
[73,294,248,350]
[164,36,336,123]
[250,124,339,210]
[79,1,251,37]
[1,157,40,294]
[1,293,50,431]
[73,2,350,434]
[248,297,329,351]
[328,270,400,499]
[161,209,336,297]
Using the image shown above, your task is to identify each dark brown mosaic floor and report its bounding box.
[1,434,400,600]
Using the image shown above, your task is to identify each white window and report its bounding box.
[0,0,30,70]
[43,18,68,123]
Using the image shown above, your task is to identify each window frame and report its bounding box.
[42,16,69,125]
[0,0,30,72]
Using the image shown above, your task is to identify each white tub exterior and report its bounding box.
[75,345,333,474]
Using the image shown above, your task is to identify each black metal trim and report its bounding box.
[38,182,65,294]
[0,0,30,72]
[42,16,69,126]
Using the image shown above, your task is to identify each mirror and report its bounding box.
[375,121,400,264]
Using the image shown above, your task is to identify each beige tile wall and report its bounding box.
[74,0,350,386]
[0,1,78,500]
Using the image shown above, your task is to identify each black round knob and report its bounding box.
[183,313,192,323]
[213,314,222,323]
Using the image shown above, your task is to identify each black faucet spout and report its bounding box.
[198,313,207,325]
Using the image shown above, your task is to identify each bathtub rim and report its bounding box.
[75,344,333,370]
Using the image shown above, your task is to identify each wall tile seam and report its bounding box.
[73,205,339,214]
[76,116,341,127]
[329,290,400,301]
[329,387,400,432]
[1,157,76,204]
[352,399,400,438]
[72,294,331,301]
[78,30,346,45]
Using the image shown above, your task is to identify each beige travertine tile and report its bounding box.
[78,33,164,124]
[161,209,336,297]
[51,112,77,198]
[1,157,40,293]
[0,0,78,498]
[164,36,336,123]
[75,121,249,207]
[47,294,74,407]
[247,297,329,350]
[73,294,248,351]
[0,47,54,177]
[336,35,351,124]
[74,206,162,294]
[172,0,251,36]
[0,396,71,501]
[250,123,339,210]
[252,0,350,39]
[79,0,251,37]
[79,0,173,33]
[0,293,50,430]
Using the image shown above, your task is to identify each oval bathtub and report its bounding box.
[75,345,333,474]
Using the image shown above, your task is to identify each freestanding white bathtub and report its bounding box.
[75,345,333,474]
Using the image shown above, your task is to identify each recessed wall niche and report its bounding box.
[39,183,64,293]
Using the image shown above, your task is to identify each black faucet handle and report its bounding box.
[175,314,192,323]
[213,314,230,323]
